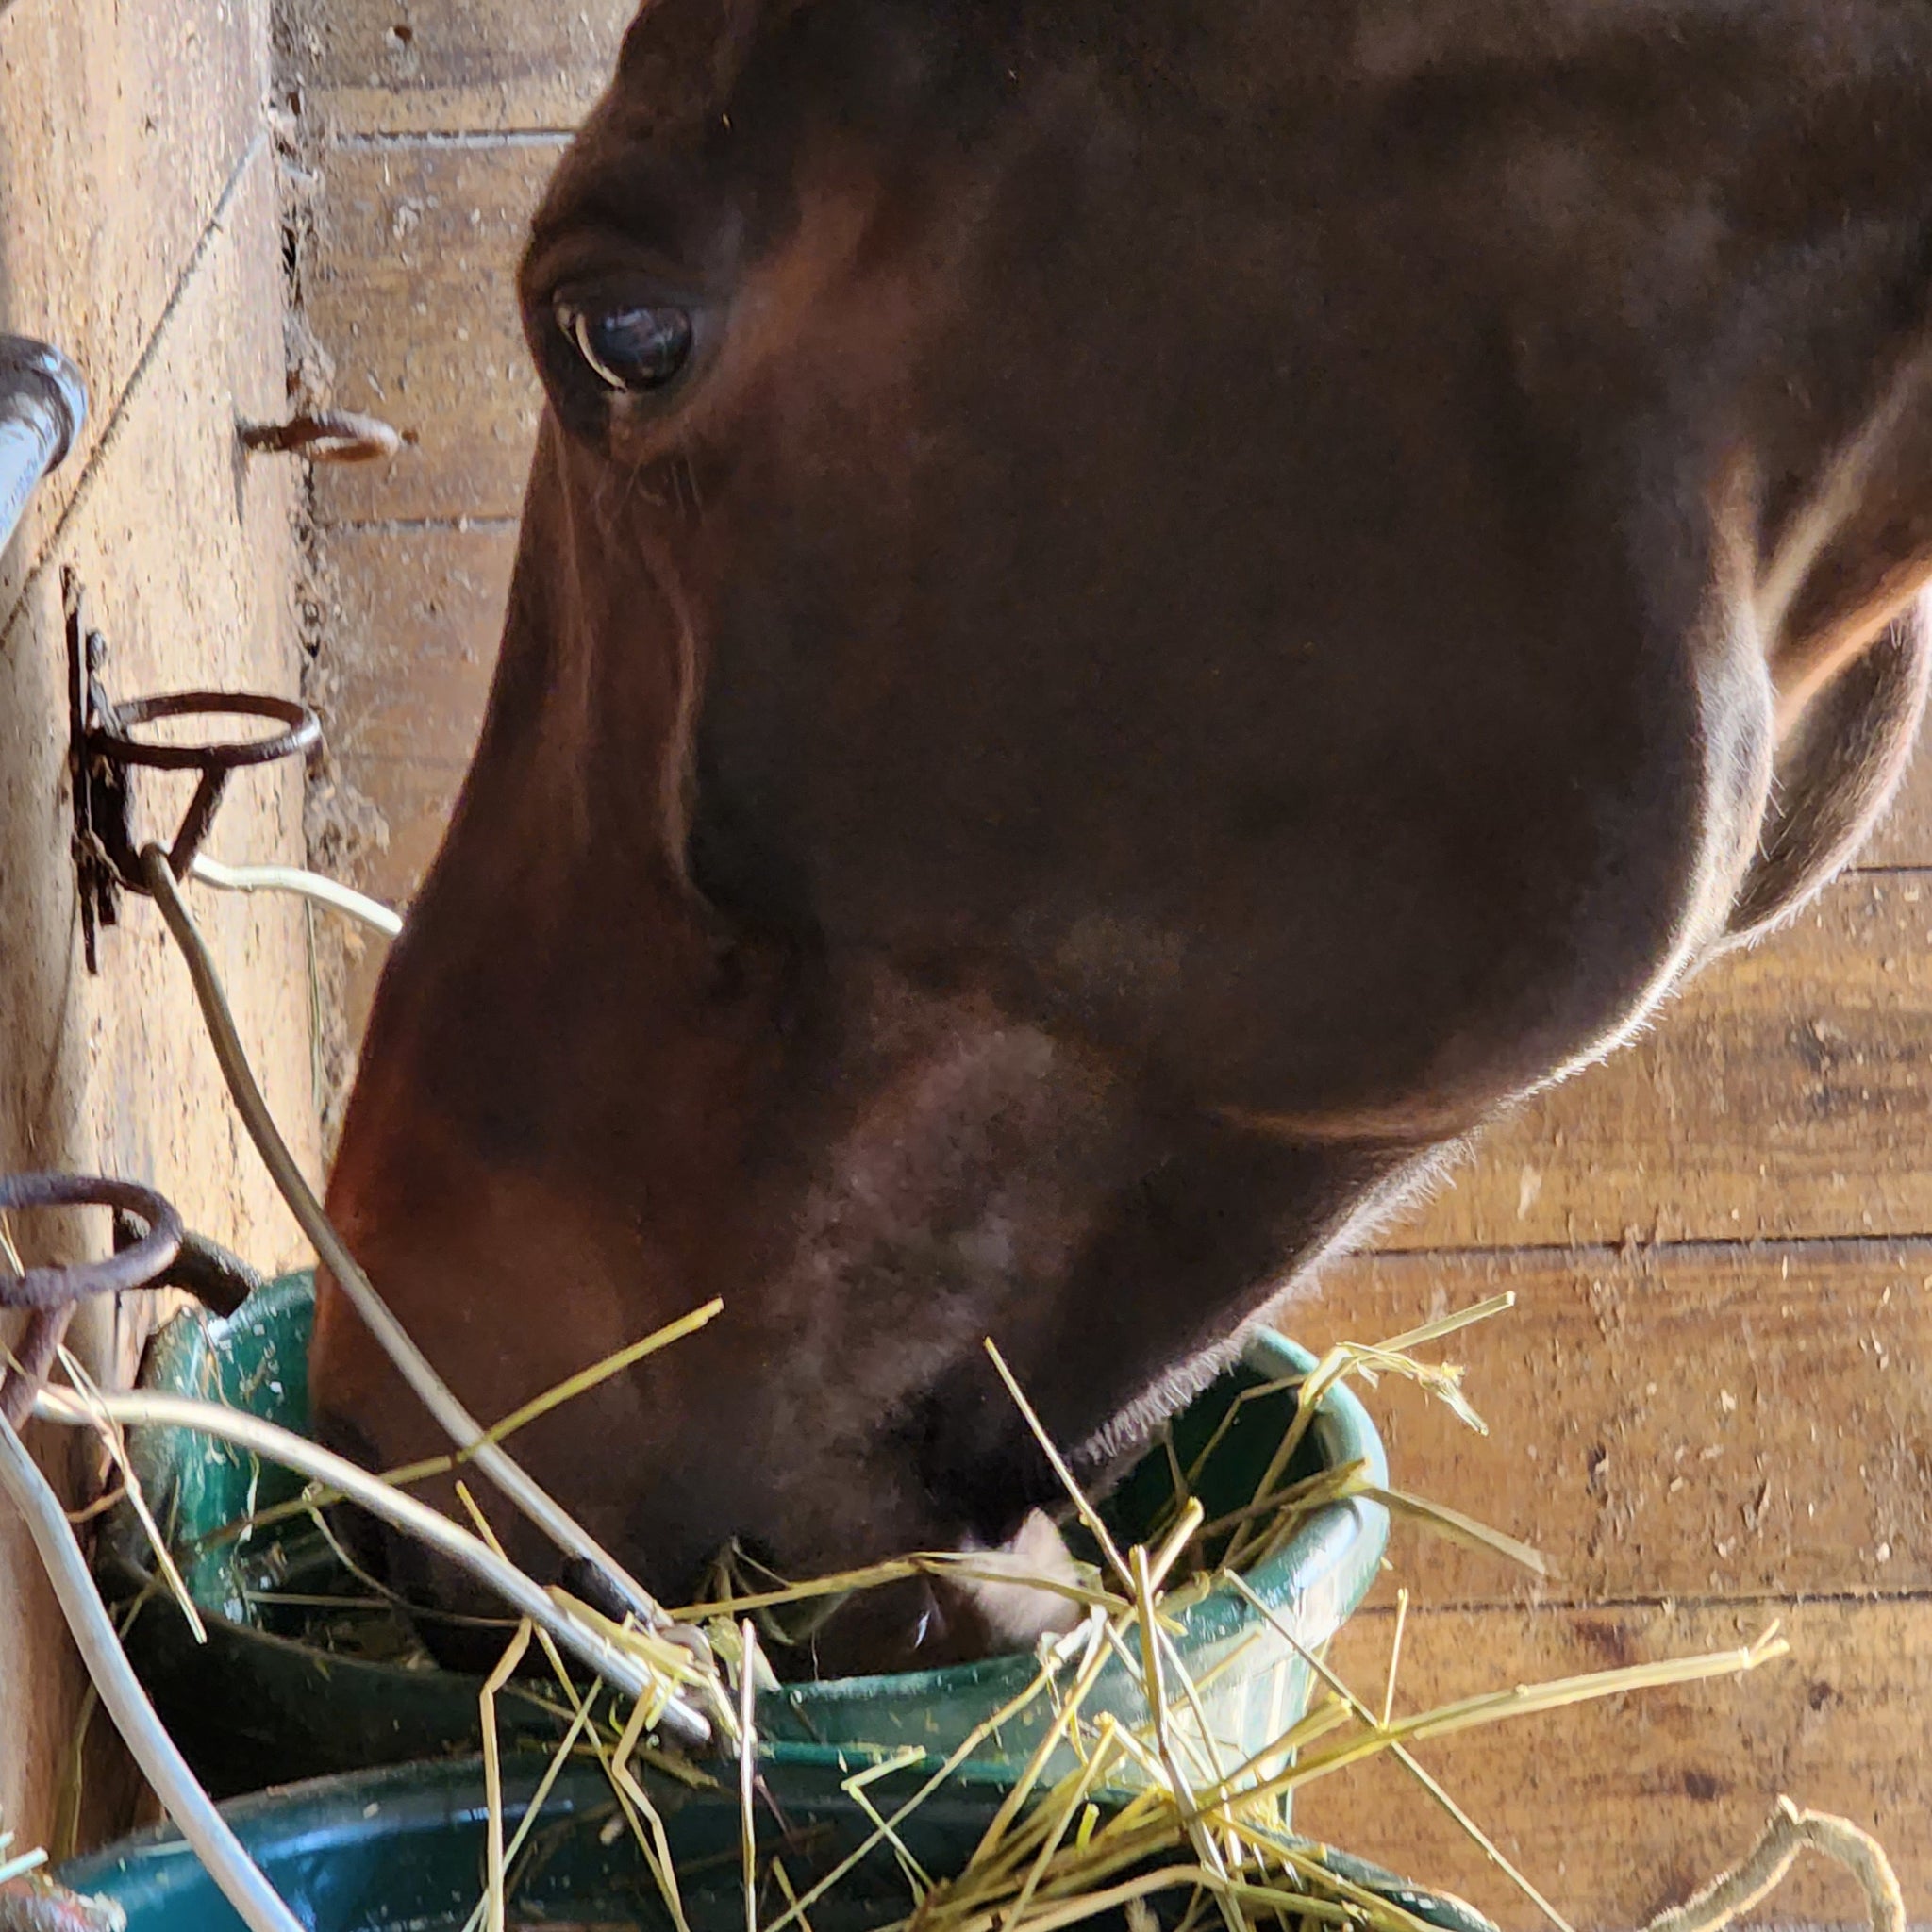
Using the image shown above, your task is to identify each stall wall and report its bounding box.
[282,0,630,1121]
[0,0,318,1853]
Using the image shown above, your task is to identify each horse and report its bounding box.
[312,0,1932,1674]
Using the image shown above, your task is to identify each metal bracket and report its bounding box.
[68,573,125,974]
[0,1170,263,1429]
[240,408,403,464]
[64,569,321,974]
[0,1171,183,1428]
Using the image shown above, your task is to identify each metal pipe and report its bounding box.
[0,337,87,558]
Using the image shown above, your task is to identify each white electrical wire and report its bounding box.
[187,852,404,939]
[27,1381,683,1711]
[0,1411,306,1932]
[140,843,709,1745]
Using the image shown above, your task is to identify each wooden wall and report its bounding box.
[0,0,318,1853]
[283,0,630,1081]
[291,8,1929,1924]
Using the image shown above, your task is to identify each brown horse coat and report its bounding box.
[315,0,1932,1672]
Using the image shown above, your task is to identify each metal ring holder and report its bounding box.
[67,575,323,973]
[0,1173,183,1428]
[90,690,322,879]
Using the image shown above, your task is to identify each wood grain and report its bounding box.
[1294,1597,1930,1932]
[0,0,265,615]
[3,146,318,1315]
[305,140,558,525]
[1283,1241,1932,1605]
[311,520,512,1041]
[0,0,295,1855]
[317,519,511,767]
[326,748,464,1046]
[1855,719,1932,870]
[0,140,315,1852]
[1386,873,1932,1250]
[284,0,630,136]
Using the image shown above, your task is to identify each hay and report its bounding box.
[32,1381,701,1719]
[478,1618,535,1932]
[53,1344,204,1643]
[410,1299,1896,1932]
[0,1832,50,1887]
[56,1285,1903,1932]
[503,1314,1798,1932]
[1643,1797,1904,1932]
[739,1622,761,1932]
[41,1258,1905,1932]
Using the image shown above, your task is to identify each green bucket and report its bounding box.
[57,1757,1494,1932]
[101,1275,1388,1803]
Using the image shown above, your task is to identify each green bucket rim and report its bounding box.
[56,1755,1497,1932]
[104,1274,1389,1793]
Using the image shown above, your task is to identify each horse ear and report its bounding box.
[1724,604,1929,941]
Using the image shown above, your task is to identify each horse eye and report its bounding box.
[557,300,694,393]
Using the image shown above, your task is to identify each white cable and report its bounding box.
[187,852,404,938]
[28,1381,682,1713]
[140,845,708,1744]
[0,1411,307,1932]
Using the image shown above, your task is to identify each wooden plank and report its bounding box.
[0,147,317,1286]
[308,519,514,1041]
[0,145,312,1852]
[1387,874,1932,1250]
[0,1465,106,1857]
[1856,707,1932,869]
[327,746,470,904]
[0,0,285,1854]
[1284,1241,1932,1606]
[305,140,558,525]
[0,0,266,615]
[1293,1597,1929,1931]
[1,144,314,1413]
[316,519,510,767]
[283,0,631,135]
[325,751,468,1047]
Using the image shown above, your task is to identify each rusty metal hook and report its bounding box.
[240,409,403,464]
[0,1174,183,1429]
[87,690,321,885]
[65,577,325,974]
